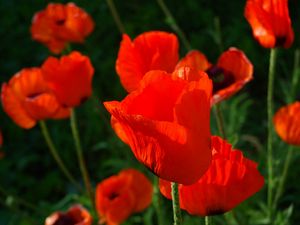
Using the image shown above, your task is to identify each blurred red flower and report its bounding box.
[104,67,212,184]
[160,136,264,216]
[116,31,179,92]
[95,169,153,225]
[176,48,253,104]
[273,102,300,145]
[244,0,294,48]
[1,68,70,129]
[41,51,94,107]
[31,2,94,54]
[45,204,92,225]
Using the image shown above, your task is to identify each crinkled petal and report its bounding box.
[24,93,70,120]
[119,169,153,212]
[176,50,212,71]
[96,175,135,225]
[116,31,179,92]
[273,102,300,146]
[1,83,36,129]
[213,48,253,104]
[245,0,276,48]
[42,51,94,107]
[159,136,264,216]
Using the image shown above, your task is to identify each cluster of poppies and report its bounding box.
[1,0,300,225]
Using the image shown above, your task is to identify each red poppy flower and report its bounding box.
[159,136,264,216]
[104,67,212,184]
[273,102,300,146]
[45,204,92,225]
[176,48,253,104]
[116,31,179,92]
[244,0,294,48]
[95,169,153,225]
[41,51,94,107]
[1,68,70,129]
[31,2,94,54]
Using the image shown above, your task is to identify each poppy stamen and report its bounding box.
[55,19,66,25]
[53,215,75,225]
[108,192,120,200]
[206,66,235,93]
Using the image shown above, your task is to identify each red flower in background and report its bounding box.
[104,67,212,184]
[1,68,70,129]
[42,51,94,107]
[273,102,300,146]
[31,2,94,54]
[244,0,294,48]
[116,31,179,92]
[160,136,264,216]
[95,169,153,225]
[176,48,253,104]
[45,204,92,225]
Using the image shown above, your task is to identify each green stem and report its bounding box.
[39,121,81,191]
[156,0,191,51]
[267,48,278,218]
[106,0,126,34]
[214,17,224,53]
[214,104,226,139]
[70,109,94,206]
[290,49,300,102]
[171,182,182,225]
[273,146,294,208]
[153,177,165,225]
[205,216,211,225]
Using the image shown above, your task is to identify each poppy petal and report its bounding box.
[1,84,36,129]
[119,169,153,212]
[31,3,94,54]
[176,50,212,71]
[42,51,94,107]
[62,3,95,42]
[45,205,92,225]
[24,93,70,120]
[159,136,264,216]
[116,31,179,92]
[115,34,145,92]
[214,48,253,103]
[273,102,300,146]
[244,0,276,48]
[104,70,212,184]
[244,0,294,48]
[105,101,189,183]
[96,175,136,225]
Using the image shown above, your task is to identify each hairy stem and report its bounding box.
[70,109,94,206]
[214,104,227,139]
[267,48,278,218]
[39,121,81,191]
[274,146,294,209]
[156,0,191,51]
[171,182,182,225]
[106,0,126,34]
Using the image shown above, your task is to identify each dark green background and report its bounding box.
[0,0,300,224]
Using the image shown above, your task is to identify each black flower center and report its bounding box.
[55,19,66,26]
[206,66,235,93]
[27,92,43,99]
[53,215,76,225]
[108,192,120,200]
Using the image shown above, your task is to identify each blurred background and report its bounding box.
[0,0,300,224]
